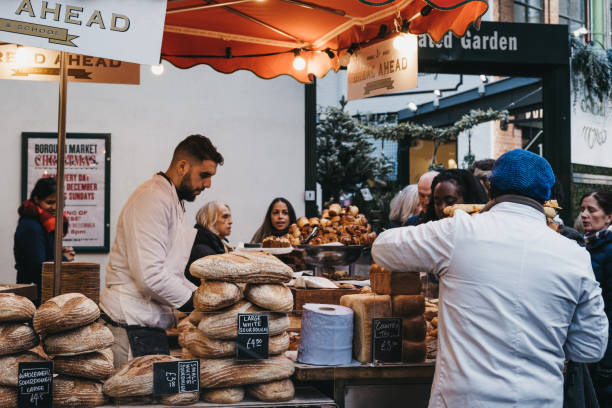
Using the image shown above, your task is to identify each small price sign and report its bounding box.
[236,313,269,360]
[372,318,402,363]
[153,360,200,396]
[18,361,53,408]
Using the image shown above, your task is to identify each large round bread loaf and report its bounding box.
[247,379,295,402]
[194,281,243,311]
[103,355,179,398]
[0,351,46,386]
[198,301,289,340]
[201,387,245,403]
[184,327,289,358]
[0,323,39,355]
[0,293,36,322]
[54,348,114,380]
[43,322,113,356]
[53,376,107,407]
[244,283,293,312]
[190,252,292,283]
[34,293,99,335]
[160,392,200,406]
[0,385,17,408]
[199,355,294,388]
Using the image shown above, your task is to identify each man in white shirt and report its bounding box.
[100,135,224,366]
[373,149,608,407]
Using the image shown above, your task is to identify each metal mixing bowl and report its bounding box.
[297,245,366,267]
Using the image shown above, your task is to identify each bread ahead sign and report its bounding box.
[347,35,418,101]
[0,0,168,65]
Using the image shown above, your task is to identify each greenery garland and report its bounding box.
[570,36,612,106]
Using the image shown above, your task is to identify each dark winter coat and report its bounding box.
[14,217,56,305]
[184,225,229,286]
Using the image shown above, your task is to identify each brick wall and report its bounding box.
[492,121,523,158]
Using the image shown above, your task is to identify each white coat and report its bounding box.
[372,202,608,408]
[100,175,197,329]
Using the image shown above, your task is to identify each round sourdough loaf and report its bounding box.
[194,281,243,311]
[199,355,294,388]
[244,283,293,312]
[201,387,245,404]
[0,323,39,355]
[247,378,295,402]
[43,322,113,356]
[198,300,289,340]
[160,392,200,406]
[0,385,17,408]
[189,252,292,283]
[0,293,36,322]
[53,376,107,408]
[0,351,46,386]
[54,348,114,380]
[183,327,290,358]
[103,355,179,398]
[34,293,99,335]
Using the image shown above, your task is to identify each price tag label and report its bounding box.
[18,361,53,408]
[153,360,200,396]
[372,318,402,363]
[236,313,269,360]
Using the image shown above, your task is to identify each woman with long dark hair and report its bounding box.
[14,177,72,304]
[251,197,297,243]
[580,189,612,406]
[424,169,489,222]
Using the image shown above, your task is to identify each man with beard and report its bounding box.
[100,135,224,366]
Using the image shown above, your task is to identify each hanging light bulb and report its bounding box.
[393,34,411,51]
[339,52,351,67]
[407,102,417,112]
[151,62,164,75]
[15,46,30,69]
[293,53,306,70]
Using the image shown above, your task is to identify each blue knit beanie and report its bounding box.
[489,149,555,200]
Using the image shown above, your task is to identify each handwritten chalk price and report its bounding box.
[237,313,269,360]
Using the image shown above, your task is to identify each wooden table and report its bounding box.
[294,360,435,381]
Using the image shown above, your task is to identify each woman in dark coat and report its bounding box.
[580,189,612,406]
[14,177,72,305]
[184,201,232,286]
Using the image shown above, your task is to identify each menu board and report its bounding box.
[371,318,402,363]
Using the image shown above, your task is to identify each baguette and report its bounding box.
[442,204,485,217]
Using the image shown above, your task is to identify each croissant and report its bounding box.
[296,216,309,229]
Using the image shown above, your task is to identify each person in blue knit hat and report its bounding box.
[372,149,608,408]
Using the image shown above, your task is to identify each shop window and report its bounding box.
[558,0,586,31]
[514,0,544,23]
[409,140,457,184]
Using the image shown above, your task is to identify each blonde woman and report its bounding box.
[184,201,232,285]
[388,184,420,228]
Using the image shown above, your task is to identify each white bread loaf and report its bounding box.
[53,376,107,407]
[43,322,113,356]
[0,293,36,322]
[244,283,294,312]
[54,348,114,380]
[103,355,179,398]
[0,385,17,408]
[194,281,243,311]
[201,387,245,403]
[190,252,292,283]
[0,323,39,355]
[159,392,200,406]
[199,355,294,388]
[247,379,295,402]
[34,293,99,335]
[183,326,289,358]
[340,293,392,363]
[198,301,289,340]
[0,351,46,386]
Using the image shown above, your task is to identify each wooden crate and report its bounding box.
[41,262,100,304]
[292,287,361,312]
[0,283,37,301]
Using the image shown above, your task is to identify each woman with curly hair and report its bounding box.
[424,169,489,222]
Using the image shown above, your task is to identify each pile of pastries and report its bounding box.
[286,204,377,246]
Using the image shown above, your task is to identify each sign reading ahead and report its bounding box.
[347,35,417,101]
[571,88,612,168]
[0,44,139,84]
[0,0,168,65]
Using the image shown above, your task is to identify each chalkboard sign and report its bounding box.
[153,360,200,396]
[372,318,402,363]
[236,313,269,360]
[18,361,53,408]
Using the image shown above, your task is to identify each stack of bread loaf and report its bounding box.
[424,298,439,359]
[0,293,40,408]
[34,293,114,407]
[354,264,426,363]
[181,251,296,404]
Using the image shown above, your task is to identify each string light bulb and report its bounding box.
[339,52,351,67]
[292,50,306,70]
[393,34,411,51]
[15,46,30,69]
[151,62,164,75]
